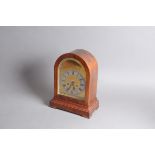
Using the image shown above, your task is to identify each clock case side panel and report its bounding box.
[72,50,99,106]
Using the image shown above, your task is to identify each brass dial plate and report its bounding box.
[58,58,86,100]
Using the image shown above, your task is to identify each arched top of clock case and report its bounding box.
[54,49,98,74]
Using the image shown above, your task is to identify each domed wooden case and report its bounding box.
[50,49,99,118]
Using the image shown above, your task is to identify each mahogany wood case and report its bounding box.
[50,49,99,118]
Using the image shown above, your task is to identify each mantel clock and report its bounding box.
[50,49,99,118]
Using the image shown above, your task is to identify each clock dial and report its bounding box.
[61,70,85,96]
[58,58,86,100]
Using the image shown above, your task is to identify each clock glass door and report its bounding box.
[58,58,86,100]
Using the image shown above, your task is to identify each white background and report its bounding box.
[0,26,155,128]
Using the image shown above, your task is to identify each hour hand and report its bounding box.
[66,82,72,91]
[66,81,74,91]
